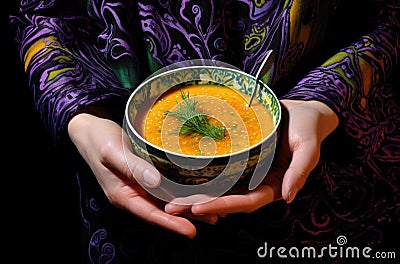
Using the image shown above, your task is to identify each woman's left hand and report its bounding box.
[165,99,339,219]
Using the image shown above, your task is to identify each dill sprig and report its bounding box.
[164,90,226,140]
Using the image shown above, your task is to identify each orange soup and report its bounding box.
[140,84,274,156]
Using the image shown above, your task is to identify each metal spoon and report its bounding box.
[247,49,275,191]
[248,49,275,107]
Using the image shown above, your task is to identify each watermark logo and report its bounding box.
[257,235,397,260]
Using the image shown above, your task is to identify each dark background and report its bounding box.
[2,2,79,261]
[2,1,399,262]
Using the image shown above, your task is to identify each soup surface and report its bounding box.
[140,84,274,156]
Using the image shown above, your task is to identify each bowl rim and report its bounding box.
[124,64,282,159]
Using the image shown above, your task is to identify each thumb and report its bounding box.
[281,141,320,203]
[122,131,161,188]
[124,150,161,188]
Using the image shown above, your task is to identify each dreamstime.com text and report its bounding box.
[257,235,397,260]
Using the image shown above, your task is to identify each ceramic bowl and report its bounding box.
[123,60,281,201]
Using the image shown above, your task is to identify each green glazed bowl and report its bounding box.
[123,61,281,201]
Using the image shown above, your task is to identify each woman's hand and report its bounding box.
[68,113,216,238]
[165,99,339,218]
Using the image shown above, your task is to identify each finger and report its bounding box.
[97,130,162,189]
[123,133,161,188]
[178,212,219,225]
[166,194,217,208]
[191,184,275,215]
[122,144,162,188]
[281,140,319,203]
[122,194,197,238]
[165,203,192,215]
[165,202,219,224]
[262,166,286,200]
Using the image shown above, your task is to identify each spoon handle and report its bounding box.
[248,49,275,107]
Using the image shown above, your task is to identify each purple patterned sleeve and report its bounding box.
[10,1,131,144]
[281,0,400,119]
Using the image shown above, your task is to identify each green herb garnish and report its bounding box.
[164,90,226,140]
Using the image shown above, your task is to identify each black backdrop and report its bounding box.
[2,2,80,261]
[3,1,399,262]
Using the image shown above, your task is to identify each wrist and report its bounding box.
[280,99,339,139]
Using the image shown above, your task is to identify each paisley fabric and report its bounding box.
[9,0,400,263]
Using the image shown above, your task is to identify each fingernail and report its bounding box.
[143,168,159,187]
[287,187,298,204]
[164,204,177,214]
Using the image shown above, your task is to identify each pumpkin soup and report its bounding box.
[140,84,273,156]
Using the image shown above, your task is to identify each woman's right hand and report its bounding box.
[68,113,216,238]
